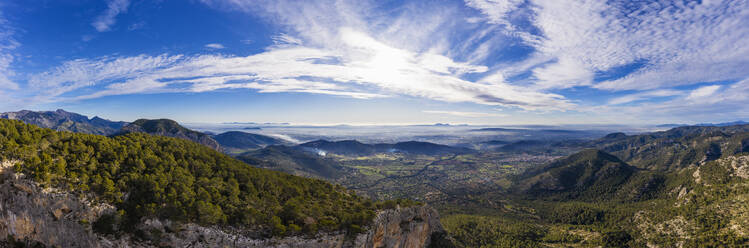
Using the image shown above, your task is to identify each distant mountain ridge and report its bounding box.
[1,110,294,153]
[0,109,127,135]
[513,123,749,201]
[117,119,222,151]
[591,124,749,170]
[695,120,749,126]
[657,121,748,128]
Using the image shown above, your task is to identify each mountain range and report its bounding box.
[1,110,289,154]
[657,120,749,128]
[0,109,127,135]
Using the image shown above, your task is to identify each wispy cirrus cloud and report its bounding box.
[27,31,567,110]
[0,10,19,91]
[464,0,749,122]
[25,0,572,111]
[608,89,683,105]
[92,0,130,32]
[686,85,722,101]
[204,43,225,49]
[592,79,749,123]
[464,0,524,26]
[468,0,749,91]
[197,0,572,110]
[423,110,506,118]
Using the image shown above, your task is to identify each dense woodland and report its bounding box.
[0,119,417,237]
[442,150,749,247]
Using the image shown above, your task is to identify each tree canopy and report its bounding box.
[0,119,418,236]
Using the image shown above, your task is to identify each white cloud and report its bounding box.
[608,89,683,105]
[24,0,573,111]
[204,43,225,49]
[92,0,130,32]
[531,58,594,89]
[0,10,19,91]
[464,0,524,26]
[461,0,749,122]
[127,21,145,31]
[686,85,721,100]
[592,80,749,123]
[27,32,571,110]
[467,0,749,91]
[423,110,506,118]
[271,34,302,46]
[81,34,95,42]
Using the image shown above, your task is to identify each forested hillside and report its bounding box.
[441,126,749,247]
[593,125,749,170]
[117,119,222,151]
[0,119,417,237]
[237,145,349,180]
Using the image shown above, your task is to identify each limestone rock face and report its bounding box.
[0,161,114,247]
[354,206,450,248]
[0,161,452,248]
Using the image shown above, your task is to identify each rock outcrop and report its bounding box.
[0,161,115,247]
[0,161,452,248]
[355,205,452,248]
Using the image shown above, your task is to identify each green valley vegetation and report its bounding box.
[437,126,749,247]
[0,119,419,237]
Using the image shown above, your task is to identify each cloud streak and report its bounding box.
[92,0,130,32]
[26,0,573,111]
[423,110,506,118]
[462,0,749,122]
[591,79,749,123]
[27,34,569,110]
[204,43,225,49]
[0,10,19,91]
[468,0,749,91]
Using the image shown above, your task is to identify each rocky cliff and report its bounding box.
[0,160,452,248]
[0,160,117,247]
[354,205,453,248]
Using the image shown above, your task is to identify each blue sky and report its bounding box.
[0,0,748,125]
